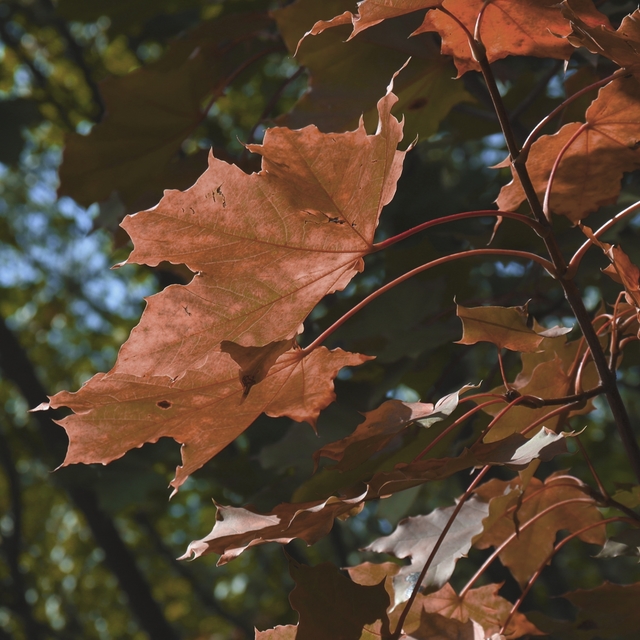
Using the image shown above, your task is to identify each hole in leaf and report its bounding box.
[157,400,172,409]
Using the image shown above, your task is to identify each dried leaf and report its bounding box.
[113,85,406,378]
[41,347,369,492]
[474,473,604,587]
[365,496,490,603]
[497,75,640,223]
[456,304,566,353]
[417,0,582,77]
[289,559,390,640]
[562,1,640,72]
[314,385,475,471]
[422,583,542,638]
[180,491,368,563]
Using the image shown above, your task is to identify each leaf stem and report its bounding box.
[372,210,546,251]
[302,249,555,354]
[459,497,596,598]
[474,42,640,483]
[390,465,491,640]
[542,123,588,219]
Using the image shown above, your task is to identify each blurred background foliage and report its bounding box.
[1,0,639,638]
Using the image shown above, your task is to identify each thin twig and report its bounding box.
[373,210,547,251]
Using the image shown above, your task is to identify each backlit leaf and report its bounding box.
[421,583,542,638]
[113,85,406,378]
[416,0,583,77]
[497,75,640,223]
[40,347,369,492]
[456,304,567,353]
[474,473,604,587]
[180,491,368,563]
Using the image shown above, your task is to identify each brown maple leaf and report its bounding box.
[180,490,368,563]
[497,75,640,223]
[422,583,542,639]
[416,0,586,77]
[112,85,407,378]
[474,473,604,587]
[457,304,570,353]
[305,0,587,77]
[38,347,369,493]
[562,1,640,72]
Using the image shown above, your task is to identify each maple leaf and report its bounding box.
[400,609,489,640]
[58,12,273,209]
[480,332,599,442]
[306,0,590,77]
[474,473,604,587]
[497,75,640,223]
[314,384,475,471]
[421,583,542,639]
[416,0,587,77]
[288,559,390,640]
[456,304,570,353]
[365,496,490,603]
[179,490,367,563]
[38,347,369,493]
[562,1,640,72]
[276,0,470,140]
[112,84,406,378]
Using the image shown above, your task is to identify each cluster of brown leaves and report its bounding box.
[45,0,640,637]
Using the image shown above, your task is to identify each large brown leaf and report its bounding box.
[277,0,470,140]
[58,13,273,209]
[497,75,640,223]
[39,347,369,493]
[422,583,542,639]
[305,0,584,77]
[474,473,605,587]
[112,86,406,378]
